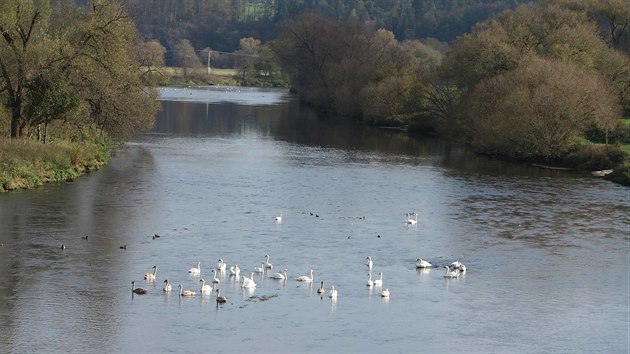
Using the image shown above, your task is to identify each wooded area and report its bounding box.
[0,0,159,141]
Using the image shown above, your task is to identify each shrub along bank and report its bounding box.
[0,137,112,192]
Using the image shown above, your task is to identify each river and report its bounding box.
[0,86,628,353]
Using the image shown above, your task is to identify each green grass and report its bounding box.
[0,138,110,192]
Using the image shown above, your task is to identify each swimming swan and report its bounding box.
[373,272,383,287]
[367,273,374,287]
[317,281,325,295]
[242,272,257,288]
[296,269,314,283]
[200,279,213,293]
[406,213,418,225]
[381,288,390,298]
[217,259,227,272]
[131,281,147,295]
[366,256,373,270]
[211,269,221,284]
[269,269,288,280]
[188,261,201,275]
[275,211,283,223]
[216,289,227,303]
[163,279,172,292]
[230,264,241,276]
[329,285,337,300]
[416,258,432,268]
[144,266,157,281]
[264,255,273,269]
[254,263,265,273]
[443,266,459,278]
[178,284,196,297]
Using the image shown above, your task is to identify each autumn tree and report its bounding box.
[0,0,159,139]
[174,39,202,78]
[236,37,261,85]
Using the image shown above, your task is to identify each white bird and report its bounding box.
[230,264,240,276]
[178,284,196,297]
[254,263,265,274]
[216,288,227,303]
[459,264,467,273]
[367,273,374,287]
[211,269,220,284]
[416,258,432,268]
[406,213,418,225]
[329,285,337,300]
[451,260,463,269]
[200,279,213,294]
[443,266,459,278]
[275,211,283,223]
[163,279,172,292]
[373,272,383,287]
[217,259,227,272]
[144,265,157,281]
[269,269,288,280]
[296,269,314,283]
[366,256,373,270]
[242,272,257,288]
[188,261,201,275]
[264,255,273,269]
[381,288,390,298]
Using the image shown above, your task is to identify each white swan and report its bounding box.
[366,256,373,270]
[406,213,418,225]
[217,259,227,272]
[131,281,147,295]
[242,272,257,288]
[163,279,172,292]
[367,273,374,287]
[211,269,220,284]
[269,269,288,280]
[230,264,240,276]
[329,285,337,300]
[275,211,282,223]
[451,261,466,273]
[416,258,432,268]
[200,279,213,294]
[178,284,196,297]
[296,269,313,283]
[373,272,383,287]
[443,266,459,278]
[264,255,273,269]
[188,261,201,275]
[254,263,265,273]
[216,288,227,303]
[317,281,325,295]
[144,266,157,281]
[381,288,390,298]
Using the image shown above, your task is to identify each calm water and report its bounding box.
[1,86,628,353]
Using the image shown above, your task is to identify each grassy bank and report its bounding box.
[145,66,287,87]
[0,138,111,192]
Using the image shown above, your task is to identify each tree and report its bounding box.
[466,58,620,159]
[138,39,166,67]
[236,37,261,85]
[0,0,159,140]
[174,39,202,78]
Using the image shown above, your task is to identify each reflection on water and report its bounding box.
[0,87,628,353]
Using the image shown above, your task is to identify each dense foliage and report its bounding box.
[440,0,629,160]
[0,0,159,140]
[117,0,531,60]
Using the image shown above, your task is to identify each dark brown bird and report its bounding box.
[131,281,147,295]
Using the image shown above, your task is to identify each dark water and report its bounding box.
[1,86,628,353]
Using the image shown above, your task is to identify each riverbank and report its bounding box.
[147,66,288,88]
[0,138,111,192]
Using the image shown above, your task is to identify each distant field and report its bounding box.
[156,67,236,77]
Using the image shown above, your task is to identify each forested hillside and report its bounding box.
[118,0,530,57]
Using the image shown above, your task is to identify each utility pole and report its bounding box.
[208,49,212,75]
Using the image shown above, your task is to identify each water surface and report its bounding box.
[1,86,628,353]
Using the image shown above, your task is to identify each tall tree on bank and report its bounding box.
[0,0,158,139]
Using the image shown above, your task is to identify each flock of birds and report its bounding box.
[129,211,468,304]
